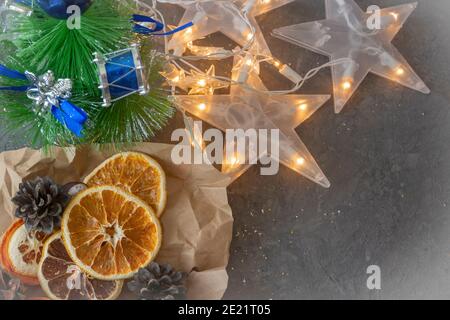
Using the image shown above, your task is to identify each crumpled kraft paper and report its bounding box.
[0,143,233,300]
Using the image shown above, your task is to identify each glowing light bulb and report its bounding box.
[390,12,399,21]
[186,27,193,34]
[261,0,271,4]
[273,60,281,68]
[245,59,253,66]
[246,33,253,41]
[191,138,203,148]
[296,157,305,166]
[298,103,308,111]
[197,79,207,87]
[342,81,352,90]
[395,66,405,76]
[172,75,180,83]
[230,156,239,166]
[198,103,206,111]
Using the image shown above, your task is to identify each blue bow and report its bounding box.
[0,64,87,138]
[132,14,194,36]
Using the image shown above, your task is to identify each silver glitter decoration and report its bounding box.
[25,70,72,115]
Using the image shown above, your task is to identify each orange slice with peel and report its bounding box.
[0,220,48,285]
[83,152,167,217]
[38,232,123,300]
[61,186,162,281]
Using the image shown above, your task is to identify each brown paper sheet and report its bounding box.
[0,143,233,300]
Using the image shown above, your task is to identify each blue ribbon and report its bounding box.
[51,100,88,138]
[132,14,194,36]
[0,64,87,138]
[0,64,28,81]
[0,85,30,91]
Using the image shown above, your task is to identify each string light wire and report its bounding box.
[136,0,352,97]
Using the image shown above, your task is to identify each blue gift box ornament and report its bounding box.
[93,44,149,107]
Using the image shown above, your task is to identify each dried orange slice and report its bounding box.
[0,220,48,285]
[61,186,162,280]
[38,232,123,300]
[84,152,167,217]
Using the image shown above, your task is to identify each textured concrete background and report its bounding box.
[1,0,450,299]
[223,0,450,299]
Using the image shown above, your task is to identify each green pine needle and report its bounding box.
[89,90,174,145]
[89,44,174,144]
[0,0,174,149]
[11,0,133,95]
[0,92,80,149]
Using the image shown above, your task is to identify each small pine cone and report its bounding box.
[12,177,70,234]
[128,262,187,300]
[0,269,25,300]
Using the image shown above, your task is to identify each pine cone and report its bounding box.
[128,262,187,300]
[12,177,70,234]
[0,269,25,300]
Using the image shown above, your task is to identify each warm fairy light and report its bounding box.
[198,103,206,111]
[197,79,207,87]
[273,60,281,68]
[172,75,180,83]
[186,27,193,34]
[191,138,203,148]
[342,81,352,90]
[245,59,253,66]
[298,103,308,111]
[246,32,253,41]
[260,0,271,4]
[390,12,399,21]
[230,156,239,166]
[296,157,305,166]
[395,66,405,76]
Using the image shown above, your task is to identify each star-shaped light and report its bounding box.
[168,0,248,56]
[234,0,295,56]
[272,0,430,113]
[173,55,331,188]
[160,63,187,89]
[161,63,229,95]
[167,0,301,82]
[185,65,230,95]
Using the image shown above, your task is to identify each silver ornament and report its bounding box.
[25,70,73,115]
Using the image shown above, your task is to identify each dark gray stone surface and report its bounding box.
[223,0,450,300]
[1,0,450,299]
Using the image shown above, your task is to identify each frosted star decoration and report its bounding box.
[185,65,229,95]
[167,0,301,82]
[161,63,229,95]
[234,0,295,57]
[272,0,430,113]
[168,0,248,57]
[174,55,331,188]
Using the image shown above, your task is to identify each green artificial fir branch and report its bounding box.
[0,39,81,150]
[10,0,133,95]
[0,0,174,150]
[89,44,174,145]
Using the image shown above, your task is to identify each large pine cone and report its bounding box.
[12,177,70,234]
[128,262,187,300]
[0,269,25,300]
